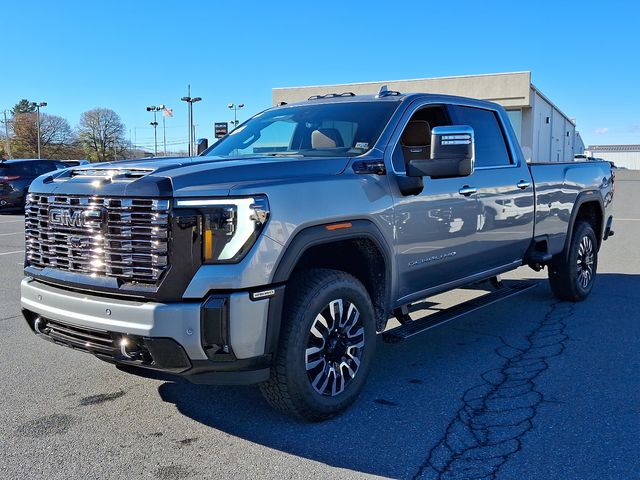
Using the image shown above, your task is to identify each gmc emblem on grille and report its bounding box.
[49,208,85,228]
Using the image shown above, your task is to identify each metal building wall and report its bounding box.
[531,91,576,163]
[587,151,640,170]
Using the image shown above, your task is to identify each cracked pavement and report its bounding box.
[0,171,638,479]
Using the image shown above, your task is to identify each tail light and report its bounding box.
[0,176,20,181]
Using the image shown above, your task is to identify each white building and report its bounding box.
[586,145,640,170]
[273,71,582,163]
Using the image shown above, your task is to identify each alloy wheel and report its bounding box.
[576,235,595,289]
[305,299,365,396]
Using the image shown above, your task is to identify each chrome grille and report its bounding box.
[25,194,170,284]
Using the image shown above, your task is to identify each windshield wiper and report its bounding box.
[262,152,304,157]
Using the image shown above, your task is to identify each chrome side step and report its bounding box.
[382,281,537,343]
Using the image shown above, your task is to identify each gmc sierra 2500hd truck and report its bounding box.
[21,90,614,421]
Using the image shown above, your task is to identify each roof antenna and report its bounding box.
[376,85,401,98]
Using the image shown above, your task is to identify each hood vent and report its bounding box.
[70,168,152,180]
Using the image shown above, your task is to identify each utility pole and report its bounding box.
[2,110,11,159]
[32,102,47,159]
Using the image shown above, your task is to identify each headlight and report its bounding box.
[174,196,269,264]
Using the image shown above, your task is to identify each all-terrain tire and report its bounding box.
[548,221,598,301]
[260,268,376,421]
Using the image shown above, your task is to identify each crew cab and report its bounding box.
[20,90,614,421]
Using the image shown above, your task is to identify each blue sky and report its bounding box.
[1,0,638,152]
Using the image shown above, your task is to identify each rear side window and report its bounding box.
[0,163,27,176]
[450,106,512,167]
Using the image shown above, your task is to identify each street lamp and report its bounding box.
[181,87,202,156]
[227,103,244,129]
[146,104,165,157]
[31,101,47,159]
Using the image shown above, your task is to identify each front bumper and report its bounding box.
[20,278,275,384]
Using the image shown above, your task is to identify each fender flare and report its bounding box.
[264,219,394,354]
[271,219,393,284]
[563,190,605,257]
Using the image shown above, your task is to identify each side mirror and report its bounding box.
[406,125,474,179]
[196,138,209,156]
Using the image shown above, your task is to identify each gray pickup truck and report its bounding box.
[20,90,614,421]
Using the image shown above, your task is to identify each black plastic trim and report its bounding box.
[264,284,286,355]
[563,190,605,258]
[271,219,393,285]
[200,296,234,361]
[267,219,393,350]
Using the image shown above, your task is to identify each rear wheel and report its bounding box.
[260,269,376,421]
[548,221,598,301]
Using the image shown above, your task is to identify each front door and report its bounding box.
[388,104,482,302]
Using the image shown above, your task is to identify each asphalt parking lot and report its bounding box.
[0,172,638,480]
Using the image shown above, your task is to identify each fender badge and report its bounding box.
[251,289,275,300]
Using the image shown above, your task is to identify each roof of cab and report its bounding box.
[275,92,503,111]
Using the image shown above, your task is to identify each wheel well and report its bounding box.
[575,201,603,247]
[289,238,388,330]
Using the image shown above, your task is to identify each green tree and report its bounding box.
[11,99,36,115]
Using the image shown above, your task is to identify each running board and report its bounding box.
[382,281,537,343]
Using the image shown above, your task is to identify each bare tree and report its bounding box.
[79,108,126,162]
[11,112,75,159]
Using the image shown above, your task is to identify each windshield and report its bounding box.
[206,101,400,158]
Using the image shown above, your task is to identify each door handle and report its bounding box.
[516,181,531,190]
[458,186,477,196]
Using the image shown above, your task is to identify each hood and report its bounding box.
[29,155,351,198]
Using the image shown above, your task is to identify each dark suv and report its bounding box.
[0,159,68,210]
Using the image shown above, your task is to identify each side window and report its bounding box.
[449,106,511,168]
[33,162,56,175]
[392,105,451,172]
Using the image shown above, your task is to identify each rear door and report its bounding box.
[448,105,535,271]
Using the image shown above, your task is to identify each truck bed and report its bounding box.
[529,160,614,254]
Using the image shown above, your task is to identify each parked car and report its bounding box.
[20,91,614,420]
[0,159,69,210]
[61,159,91,167]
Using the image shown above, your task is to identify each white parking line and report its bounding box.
[0,250,23,256]
[0,232,22,236]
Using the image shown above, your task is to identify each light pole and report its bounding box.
[181,86,202,156]
[227,103,244,129]
[146,104,165,157]
[162,116,166,156]
[32,101,47,159]
[1,110,11,159]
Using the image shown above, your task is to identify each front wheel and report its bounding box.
[548,221,598,301]
[260,269,376,421]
